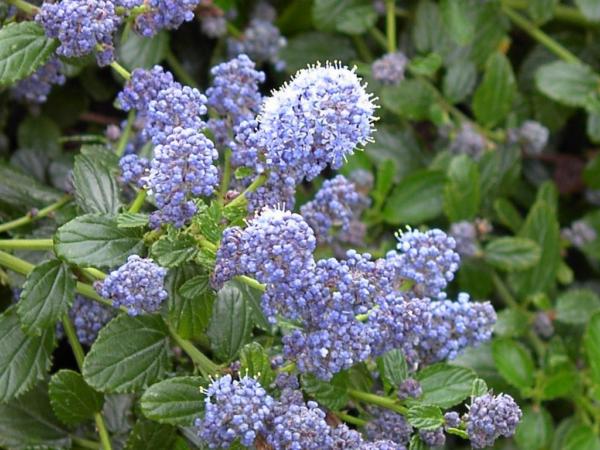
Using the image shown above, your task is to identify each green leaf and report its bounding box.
[471,378,488,397]
[151,233,198,268]
[440,0,474,44]
[0,163,62,213]
[378,349,408,387]
[408,53,442,78]
[280,32,356,73]
[119,31,169,70]
[312,0,377,34]
[493,198,523,233]
[562,424,600,450]
[472,52,516,127]
[515,406,554,450]
[73,154,122,215]
[556,289,600,324]
[17,115,61,157]
[16,260,75,336]
[584,312,600,384]
[416,364,476,408]
[140,376,204,426]
[49,370,104,425]
[382,169,446,225]
[167,264,215,340]
[0,22,58,86]
[413,0,447,55]
[443,60,477,104]
[584,153,600,189]
[54,214,145,269]
[301,374,349,410]
[125,419,177,450]
[83,314,171,393]
[0,308,55,402]
[381,79,438,120]
[240,342,275,387]
[0,383,70,449]
[494,309,529,338]
[207,282,254,362]
[528,0,558,23]
[406,404,444,430]
[444,154,480,222]
[484,237,541,271]
[117,212,149,228]
[234,279,272,332]
[491,338,535,389]
[511,200,560,295]
[541,363,578,400]
[535,61,600,107]
[575,0,600,21]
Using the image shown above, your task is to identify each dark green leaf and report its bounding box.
[0,163,62,212]
[472,52,516,127]
[117,212,149,228]
[584,312,600,384]
[407,404,444,430]
[49,369,104,425]
[83,314,171,393]
[443,60,477,104]
[584,153,600,189]
[484,237,541,271]
[493,198,523,233]
[125,419,177,450]
[0,383,70,449]
[73,154,122,215]
[444,154,480,222]
[491,338,535,389]
[140,376,204,426]
[0,22,58,85]
[383,170,446,224]
[541,363,578,400]
[515,406,553,450]
[0,308,55,402]
[207,282,254,362]
[17,260,75,336]
[562,424,600,450]
[240,342,275,387]
[440,0,474,44]
[416,364,476,408]
[378,349,408,387]
[234,279,272,332]
[119,31,169,70]
[54,214,145,269]
[17,115,61,157]
[381,79,438,120]
[301,374,349,410]
[167,264,215,340]
[408,53,442,78]
[556,289,600,324]
[535,61,600,107]
[312,0,377,34]
[151,233,198,268]
[528,0,558,23]
[280,32,356,72]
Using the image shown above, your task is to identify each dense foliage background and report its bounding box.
[1,0,600,449]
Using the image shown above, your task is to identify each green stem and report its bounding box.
[63,316,113,450]
[72,437,101,450]
[348,389,408,415]
[336,412,367,427]
[7,0,38,14]
[0,239,53,251]
[165,49,199,88]
[59,135,107,145]
[385,0,396,53]
[226,22,242,38]
[83,267,107,280]
[492,272,520,309]
[168,324,220,377]
[447,427,469,439]
[110,61,131,81]
[236,275,266,293]
[219,149,232,200]
[115,110,135,157]
[128,189,147,213]
[369,27,388,51]
[502,5,581,64]
[502,0,596,28]
[0,195,71,234]
[224,173,268,211]
[352,35,373,62]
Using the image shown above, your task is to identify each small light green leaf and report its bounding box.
[117,212,149,228]
[73,154,122,215]
[440,0,474,44]
[528,0,558,23]
[301,374,349,411]
[83,314,171,393]
[240,342,275,387]
[407,404,444,430]
[17,260,76,336]
[471,378,488,397]
[408,53,442,78]
[444,154,480,222]
[472,52,516,127]
[178,273,210,300]
[443,60,477,104]
[54,214,145,269]
[515,406,554,450]
[140,376,205,426]
[491,338,535,389]
[151,233,198,268]
[378,349,408,387]
[233,279,272,332]
[556,289,600,324]
[493,198,523,233]
[119,31,169,70]
[535,61,600,107]
[575,0,600,21]
[0,22,58,86]
[49,370,104,425]
[484,237,541,271]
[381,79,438,120]
[416,364,476,408]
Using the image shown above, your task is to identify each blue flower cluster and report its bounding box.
[118,66,175,116]
[371,52,409,85]
[364,407,412,447]
[396,378,422,400]
[133,0,200,37]
[96,255,168,315]
[508,120,549,155]
[419,427,445,447]
[119,154,149,188]
[450,123,487,160]
[300,175,370,245]
[11,58,65,104]
[69,296,115,346]
[37,0,120,66]
[449,221,479,257]
[562,219,597,249]
[444,411,461,429]
[467,393,522,449]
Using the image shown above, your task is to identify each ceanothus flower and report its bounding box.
[119,154,149,188]
[11,58,65,104]
[508,120,549,155]
[466,393,522,449]
[449,221,478,257]
[360,441,406,450]
[69,296,115,346]
[196,375,275,448]
[444,411,461,429]
[396,378,422,400]
[227,19,286,69]
[97,255,168,315]
[117,66,175,115]
[419,427,445,447]
[450,123,486,160]
[133,0,200,37]
[36,0,120,66]
[259,64,376,181]
[144,127,219,228]
[364,408,412,446]
[371,52,408,85]
[562,220,597,248]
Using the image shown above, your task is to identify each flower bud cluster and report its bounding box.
[467,393,522,449]
[11,58,65,104]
